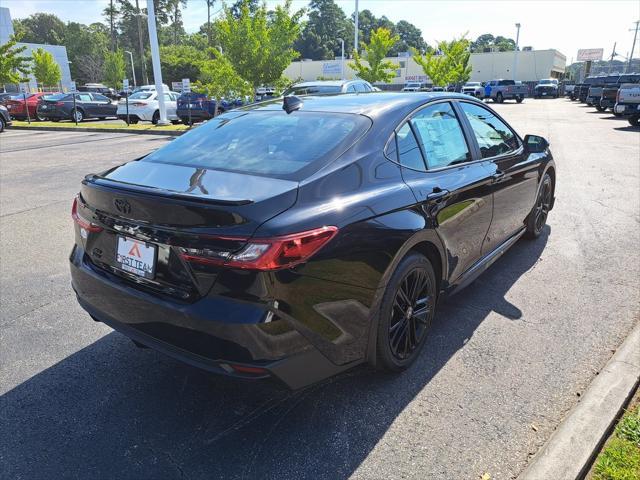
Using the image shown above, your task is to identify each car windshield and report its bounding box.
[142,111,371,179]
[283,85,342,95]
[539,79,555,84]
[129,92,153,100]
[465,83,481,87]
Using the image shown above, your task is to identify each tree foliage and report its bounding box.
[103,49,127,89]
[196,48,253,100]
[31,48,62,87]
[218,0,304,88]
[470,33,517,53]
[349,27,399,84]
[12,13,65,45]
[295,0,353,60]
[0,36,31,86]
[413,36,472,86]
[160,44,207,84]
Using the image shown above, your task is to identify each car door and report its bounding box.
[76,93,97,117]
[387,100,495,282]
[92,93,116,116]
[458,101,539,253]
[163,93,177,119]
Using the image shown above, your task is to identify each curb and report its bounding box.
[7,125,185,136]
[519,322,640,480]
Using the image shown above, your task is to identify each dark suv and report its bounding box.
[78,84,119,101]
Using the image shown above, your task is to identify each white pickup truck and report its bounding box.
[614,83,640,126]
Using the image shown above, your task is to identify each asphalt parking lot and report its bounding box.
[1,98,639,479]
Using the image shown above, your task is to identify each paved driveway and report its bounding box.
[1,100,638,479]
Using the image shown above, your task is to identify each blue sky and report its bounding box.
[5,0,640,62]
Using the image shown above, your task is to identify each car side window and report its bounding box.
[354,83,367,93]
[163,93,173,102]
[410,102,471,169]
[396,123,426,170]
[92,94,110,102]
[459,102,519,158]
[77,93,92,102]
[346,84,357,93]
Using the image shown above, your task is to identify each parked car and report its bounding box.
[176,92,218,124]
[586,74,616,107]
[614,81,640,126]
[402,82,428,92]
[78,83,119,101]
[4,92,54,121]
[37,92,118,122]
[0,92,15,103]
[430,86,445,92]
[575,76,599,102]
[562,82,576,97]
[0,104,11,132]
[462,82,483,97]
[70,92,555,389]
[486,79,527,103]
[283,80,375,95]
[599,73,640,113]
[533,78,559,98]
[116,90,180,124]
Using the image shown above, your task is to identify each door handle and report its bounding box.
[426,188,450,202]
[492,170,505,183]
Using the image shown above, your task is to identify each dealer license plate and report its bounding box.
[115,236,157,279]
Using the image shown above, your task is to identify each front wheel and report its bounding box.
[72,109,84,123]
[376,253,437,371]
[35,112,47,121]
[526,173,553,239]
[151,110,160,125]
[628,115,639,127]
[595,104,606,112]
[516,96,524,103]
[496,92,504,103]
[0,116,5,133]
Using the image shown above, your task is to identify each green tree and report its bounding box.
[0,36,31,87]
[218,0,304,89]
[31,48,62,88]
[413,45,449,87]
[441,36,472,85]
[295,0,352,60]
[64,22,110,83]
[160,44,207,84]
[103,0,120,50]
[196,48,253,103]
[470,33,516,53]
[393,20,427,55]
[167,0,188,44]
[349,27,399,84]
[12,13,65,44]
[103,49,126,89]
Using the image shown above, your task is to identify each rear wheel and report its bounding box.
[35,112,47,121]
[151,110,160,125]
[516,96,524,103]
[496,92,504,103]
[72,109,84,123]
[526,173,553,239]
[0,116,5,133]
[376,253,437,371]
[628,115,639,127]
[595,104,606,112]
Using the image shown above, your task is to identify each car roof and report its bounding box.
[293,80,365,87]
[243,92,477,118]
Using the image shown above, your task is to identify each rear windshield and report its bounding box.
[142,111,371,179]
[283,85,342,95]
[129,92,153,100]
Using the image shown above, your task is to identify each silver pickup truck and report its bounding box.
[487,79,527,103]
[614,82,640,126]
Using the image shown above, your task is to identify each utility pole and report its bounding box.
[354,0,359,56]
[608,42,617,73]
[135,0,149,85]
[207,0,214,47]
[627,20,639,73]
[147,0,169,125]
[513,23,521,81]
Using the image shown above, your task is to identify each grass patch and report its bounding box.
[11,120,189,131]
[591,397,640,480]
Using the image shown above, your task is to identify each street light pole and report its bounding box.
[627,20,639,73]
[354,0,359,56]
[513,23,521,81]
[338,38,345,79]
[146,0,169,125]
[124,50,136,87]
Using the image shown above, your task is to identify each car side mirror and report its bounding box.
[524,134,549,153]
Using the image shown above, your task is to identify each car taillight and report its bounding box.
[131,102,146,107]
[180,226,338,271]
[72,197,102,233]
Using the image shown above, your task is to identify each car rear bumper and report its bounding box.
[614,103,640,115]
[69,245,358,389]
[176,109,213,120]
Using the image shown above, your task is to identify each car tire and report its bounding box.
[628,115,640,127]
[613,111,623,117]
[496,92,504,103]
[128,118,139,124]
[376,252,437,372]
[151,110,160,125]
[35,112,47,121]
[72,109,84,123]
[595,104,606,112]
[0,116,4,133]
[98,117,106,120]
[516,96,524,103]
[525,173,553,239]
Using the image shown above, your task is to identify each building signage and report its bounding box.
[322,62,342,75]
[171,81,183,91]
[405,75,428,82]
[68,81,76,92]
[577,48,604,61]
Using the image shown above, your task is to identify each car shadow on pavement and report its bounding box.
[1,228,549,480]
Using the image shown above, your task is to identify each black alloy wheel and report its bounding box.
[526,173,553,238]
[152,110,160,125]
[35,112,47,121]
[377,253,436,371]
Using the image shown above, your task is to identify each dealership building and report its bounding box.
[0,7,73,92]
[284,49,567,87]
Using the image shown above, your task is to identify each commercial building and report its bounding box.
[284,49,566,87]
[0,7,73,92]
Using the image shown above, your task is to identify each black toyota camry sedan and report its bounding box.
[70,93,555,389]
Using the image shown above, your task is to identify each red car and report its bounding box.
[3,92,58,121]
